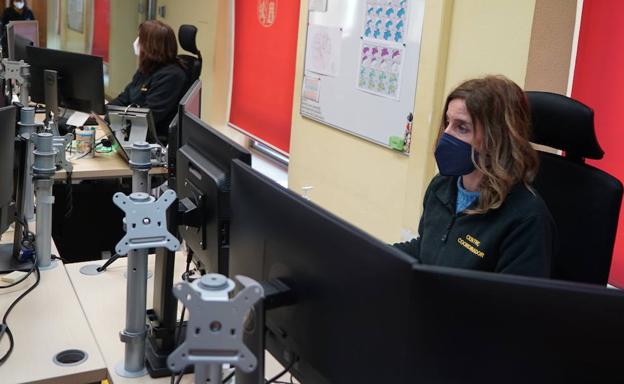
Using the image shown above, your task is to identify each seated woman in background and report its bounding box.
[109,19,187,144]
[2,0,35,25]
[394,75,556,277]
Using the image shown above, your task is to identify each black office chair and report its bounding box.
[178,24,202,89]
[527,91,623,285]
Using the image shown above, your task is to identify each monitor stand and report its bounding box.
[0,243,33,274]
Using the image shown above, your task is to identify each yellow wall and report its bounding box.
[156,0,248,145]
[107,0,142,98]
[58,0,92,53]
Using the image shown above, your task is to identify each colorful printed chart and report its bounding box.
[357,43,404,100]
[363,0,408,44]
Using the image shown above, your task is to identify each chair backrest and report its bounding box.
[178,24,202,89]
[527,91,623,285]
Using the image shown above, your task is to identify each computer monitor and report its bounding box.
[229,160,419,383]
[405,265,624,382]
[229,158,624,382]
[143,80,205,375]
[179,79,201,119]
[176,111,251,276]
[26,46,106,115]
[0,106,15,234]
[12,33,34,62]
[168,79,201,183]
[0,105,31,273]
[5,20,38,60]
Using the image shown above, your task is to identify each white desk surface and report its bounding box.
[66,254,285,383]
[0,232,108,384]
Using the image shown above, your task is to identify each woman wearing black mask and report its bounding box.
[394,75,556,277]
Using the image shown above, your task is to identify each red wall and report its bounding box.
[571,1,624,286]
[229,0,300,153]
[91,0,110,63]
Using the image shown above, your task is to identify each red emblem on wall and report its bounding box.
[257,0,278,27]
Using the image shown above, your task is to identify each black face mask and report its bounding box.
[434,133,477,176]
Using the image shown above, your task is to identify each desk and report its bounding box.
[29,114,166,181]
[53,150,167,181]
[66,254,285,383]
[0,231,108,384]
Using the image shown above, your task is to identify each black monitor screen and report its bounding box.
[0,106,16,234]
[229,160,418,383]
[405,265,624,383]
[12,34,33,62]
[179,79,201,119]
[26,46,105,115]
[177,111,251,276]
[171,79,201,157]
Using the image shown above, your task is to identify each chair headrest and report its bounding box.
[526,91,604,160]
[178,24,199,56]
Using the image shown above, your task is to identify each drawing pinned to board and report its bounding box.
[305,24,342,77]
[357,42,404,100]
[363,0,408,44]
[302,76,321,103]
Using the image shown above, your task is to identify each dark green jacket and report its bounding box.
[394,175,556,277]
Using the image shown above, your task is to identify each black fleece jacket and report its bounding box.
[2,6,35,26]
[394,175,556,278]
[109,63,187,143]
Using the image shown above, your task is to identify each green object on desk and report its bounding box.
[389,136,405,151]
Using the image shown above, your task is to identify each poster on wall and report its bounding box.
[363,0,408,44]
[305,24,342,77]
[357,42,404,100]
[229,0,301,154]
[67,0,84,33]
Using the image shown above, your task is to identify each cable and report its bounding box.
[222,370,235,383]
[170,251,194,384]
[266,359,296,384]
[64,170,73,219]
[174,372,184,384]
[96,253,125,273]
[174,252,193,345]
[0,253,40,366]
[51,254,68,263]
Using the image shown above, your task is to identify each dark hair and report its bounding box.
[437,75,538,214]
[138,20,178,75]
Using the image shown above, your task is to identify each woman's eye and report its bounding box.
[458,125,469,133]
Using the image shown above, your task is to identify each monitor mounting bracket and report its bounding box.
[167,273,264,384]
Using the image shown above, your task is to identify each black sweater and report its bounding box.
[109,63,187,143]
[394,175,556,277]
[2,6,35,25]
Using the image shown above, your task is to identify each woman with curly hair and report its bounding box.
[395,75,556,277]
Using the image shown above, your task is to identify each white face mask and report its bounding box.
[133,37,140,56]
[14,1,25,10]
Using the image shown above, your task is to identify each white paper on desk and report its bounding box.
[66,111,90,127]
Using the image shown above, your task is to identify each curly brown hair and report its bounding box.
[137,20,178,75]
[437,75,539,214]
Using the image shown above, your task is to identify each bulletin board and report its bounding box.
[300,0,425,153]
